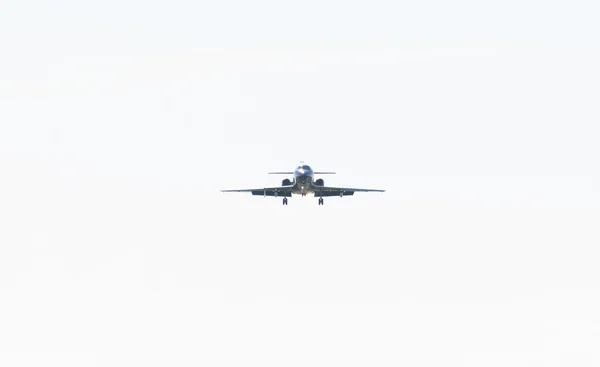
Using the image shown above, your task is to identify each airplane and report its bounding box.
[220,162,385,205]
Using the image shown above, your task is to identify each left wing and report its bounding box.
[221,186,293,197]
[313,186,385,197]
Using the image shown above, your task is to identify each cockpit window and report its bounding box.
[301,165,311,170]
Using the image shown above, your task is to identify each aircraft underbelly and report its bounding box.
[293,175,313,195]
[293,182,314,195]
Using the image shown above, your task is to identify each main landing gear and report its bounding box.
[282,198,288,205]
[318,197,324,205]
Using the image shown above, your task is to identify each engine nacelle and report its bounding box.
[282,178,292,186]
[315,178,324,186]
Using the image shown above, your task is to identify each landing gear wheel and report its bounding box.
[318,197,324,205]
[283,198,288,205]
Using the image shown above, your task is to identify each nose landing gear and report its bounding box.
[318,197,324,205]
[283,198,288,205]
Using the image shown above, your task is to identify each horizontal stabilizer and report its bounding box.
[268,172,294,174]
[314,172,336,174]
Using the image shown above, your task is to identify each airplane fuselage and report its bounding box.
[292,165,315,195]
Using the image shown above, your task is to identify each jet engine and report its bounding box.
[282,178,292,186]
[315,178,324,186]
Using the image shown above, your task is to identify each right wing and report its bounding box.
[221,186,293,197]
[313,186,385,197]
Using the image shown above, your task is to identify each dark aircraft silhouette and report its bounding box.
[221,162,385,205]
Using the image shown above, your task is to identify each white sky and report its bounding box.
[1,0,600,366]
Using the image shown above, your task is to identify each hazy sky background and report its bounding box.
[1,0,599,366]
